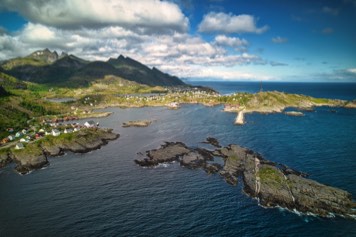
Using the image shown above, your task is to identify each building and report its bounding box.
[52,129,61,137]
[19,138,29,143]
[15,132,22,137]
[64,128,73,134]
[8,135,15,141]
[1,138,9,144]
[84,120,96,128]
[15,143,24,150]
[35,133,43,139]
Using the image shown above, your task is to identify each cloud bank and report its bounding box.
[0,0,189,32]
[0,0,280,81]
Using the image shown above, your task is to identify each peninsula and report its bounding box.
[0,128,119,174]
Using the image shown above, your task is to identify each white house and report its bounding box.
[8,135,15,141]
[52,129,61,136]
[84,120,96,128]
[45,131,52,136]
[15,132,22,137]
[15,143,24,150]
[64,128,73,134]
[22,129,28,134]
[74,127,80,132]
[19,138,29,143]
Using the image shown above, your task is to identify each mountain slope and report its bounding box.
[5,54,88,84]
[1,48,59,70]
[1,49,185,87]
[108,55,184,86]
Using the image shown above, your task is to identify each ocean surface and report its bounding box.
[1,82,356,236]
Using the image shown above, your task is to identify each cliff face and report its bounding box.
[1,128,119,174]
[135,139,356,219]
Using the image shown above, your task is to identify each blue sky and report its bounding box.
[0,0,355,82]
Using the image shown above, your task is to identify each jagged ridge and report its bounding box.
[1,49,185,87]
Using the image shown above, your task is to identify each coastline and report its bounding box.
[0,128,119,174]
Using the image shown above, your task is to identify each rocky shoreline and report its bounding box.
[0,128,119,174]
[135,138,356,219]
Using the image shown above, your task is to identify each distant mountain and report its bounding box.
[107,55,184,86]
[28,48,59,64]
[3,53,88,84]
[0,49,185,87]
[1,48,59,70]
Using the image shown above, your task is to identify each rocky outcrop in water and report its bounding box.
[122,120,152,128]
[202,137,221,148]
[217,144,355,218]
[0,128,119,174]
[135,138,356,219]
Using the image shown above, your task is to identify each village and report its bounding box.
[0,118,99,150]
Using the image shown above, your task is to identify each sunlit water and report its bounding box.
[1,82,355,236]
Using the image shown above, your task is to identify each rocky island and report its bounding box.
[135,138,356,219]
[0,128,119,174]
[122,120,153,128]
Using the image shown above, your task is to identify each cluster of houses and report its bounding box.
[1,120,99,150]
[117,88,220,105]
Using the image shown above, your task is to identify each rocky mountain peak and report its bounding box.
[29,48,59,63]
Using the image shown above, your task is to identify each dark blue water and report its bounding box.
[1,82,356,236]
[190,81,356,100]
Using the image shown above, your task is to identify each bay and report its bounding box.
[1,82,355,236]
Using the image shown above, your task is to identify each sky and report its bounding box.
[0,0,355,82]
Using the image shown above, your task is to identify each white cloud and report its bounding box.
[0,0,189,33]
[214,35,248,49]
[0,19,274,81]
[198,12,269,34]
[138,33,266,69]
[159,64,274,81]
[0,34,28,60]
[272,36,288,44]
[347,68,356,74]
[315,68,356,82]
[20,23,56,43]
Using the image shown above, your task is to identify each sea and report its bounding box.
[1,81,355,237]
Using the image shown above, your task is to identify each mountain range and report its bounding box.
[0,49,185,87]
